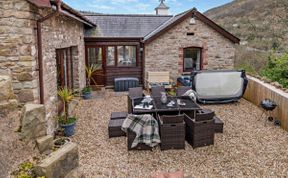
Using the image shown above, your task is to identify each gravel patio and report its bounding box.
[72,90,288,177]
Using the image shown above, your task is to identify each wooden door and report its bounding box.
[56,49,66,88]
[56,47,73,114]
[86,46,106,86]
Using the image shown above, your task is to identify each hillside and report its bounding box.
[205,0,288,51]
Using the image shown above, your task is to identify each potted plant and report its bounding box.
[82,64,100,99]
[53,137,71,148]
[81,86,92,100]
[58,87,76,137]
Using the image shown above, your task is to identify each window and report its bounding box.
[87,47,102,69]
[106,46,115,66]
[183,48,201,72]
[56,48,73,89]
[86,47,105,86]
[86,45,138,69]
[117,46,136,67]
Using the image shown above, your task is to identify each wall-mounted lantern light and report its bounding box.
[190,17,196,25]
[189,14,196,25]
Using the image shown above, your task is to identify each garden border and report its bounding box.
[244,76,288,131]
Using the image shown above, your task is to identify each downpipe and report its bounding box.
[37,0,62,104]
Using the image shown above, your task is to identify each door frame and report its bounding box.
[182,46,203,72]
[56,47,73,89]
[56,47,74,114]
[85,45,107,86]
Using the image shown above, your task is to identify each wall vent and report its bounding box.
[187,32,195,36]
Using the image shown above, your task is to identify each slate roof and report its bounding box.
[83,12,172,38]
[143,9,190,41]
[143,8,240,43]
[26,0,96,27]
[83,9,239,44]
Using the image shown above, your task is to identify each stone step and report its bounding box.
[36,135,53,154]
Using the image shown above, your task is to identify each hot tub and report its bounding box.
[191,70,248,104]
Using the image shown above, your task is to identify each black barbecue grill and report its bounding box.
[260,99,277,125]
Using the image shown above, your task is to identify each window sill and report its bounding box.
[106,66,138,68]
[182,71,192,75]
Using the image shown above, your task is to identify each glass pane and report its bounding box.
[117,46,136,67]
[63,50,67,86]
[56,50,63,88]
[106,46,115,66]
[88,47,102,69]
[117,46,124,66]
[126,46,136,66]
[184,58,193,69]
[184,48,201,71]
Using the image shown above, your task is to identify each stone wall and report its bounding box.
[0,0,39,103]
[0,69,18,115]
[0,0,86,134]
[144,17,236,82]
[39,9,86,134]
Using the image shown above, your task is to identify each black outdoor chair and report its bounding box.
[176,86,191,97]
[128,87,143,113]
[128,87,143,99]
[151,86,165,98]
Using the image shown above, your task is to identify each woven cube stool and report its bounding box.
[108,119,126,138]
[111,112,128,120]
[195,109,215,122]
[127,131,152,151]
[184,114,214,148]
[214,116,224,133]
[159,121,185,150]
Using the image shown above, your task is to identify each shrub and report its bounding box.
[234,46,268,74]
[11,161,45,178]
[261,52,288,88]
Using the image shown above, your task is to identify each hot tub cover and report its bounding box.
[191,70,248,104]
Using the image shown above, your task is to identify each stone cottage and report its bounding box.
[83,2,240,87]
[0,0,239,134]
[0,0,95,134]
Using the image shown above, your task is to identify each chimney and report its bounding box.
[155,0,169,15]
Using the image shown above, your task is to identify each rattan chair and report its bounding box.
[128,87,143,113]
[158,114,185,150]
[176,86,191,96]
[128,87,143,98]
[151,86,165,98]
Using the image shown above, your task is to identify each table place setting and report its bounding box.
[134,95,154,110]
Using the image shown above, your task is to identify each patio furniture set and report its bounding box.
[108,86,224,151]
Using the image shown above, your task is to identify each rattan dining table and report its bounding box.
[131,96,201,115]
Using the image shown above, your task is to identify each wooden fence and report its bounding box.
[244,76,288,131]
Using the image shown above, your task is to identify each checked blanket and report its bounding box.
[121,114,161,148]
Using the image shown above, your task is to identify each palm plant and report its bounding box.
[86,64,101,88]
[58,87,74,124]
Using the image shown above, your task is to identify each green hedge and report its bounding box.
[261,52,288,88]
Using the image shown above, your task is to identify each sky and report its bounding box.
[63,0,233,14]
